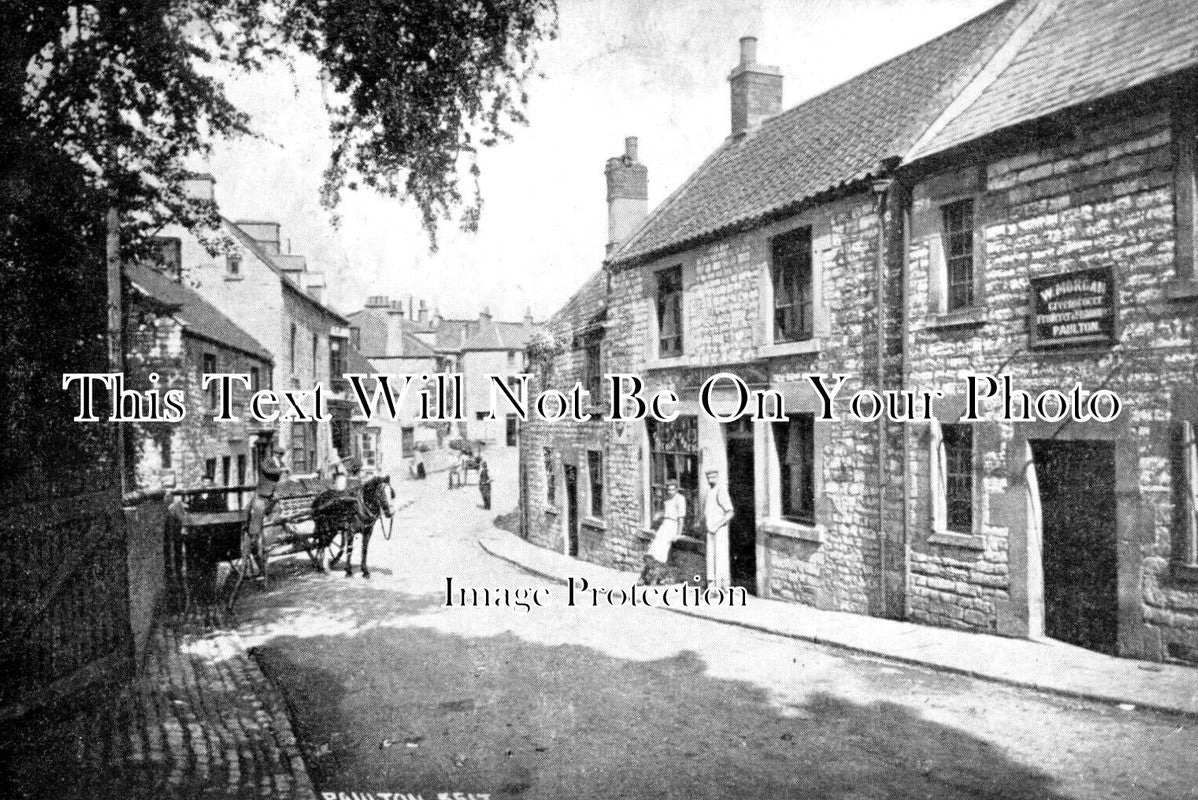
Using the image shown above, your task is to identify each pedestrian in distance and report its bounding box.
[640,480,686,585]
[704,469,734,590]
[478,458,492,510]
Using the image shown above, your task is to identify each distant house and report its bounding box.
[123,261,273,496]
[345,297,439,472]
[153,175,371,477]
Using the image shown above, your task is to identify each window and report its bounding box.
[249,366,261,393]
[150,237,182,280]
[1174,90,1198,285]
[237,454,247,487]
[311,332,319,378]
[203,458,217,481]
[587,450,604,518]
[772,414,815,525]
[506,414,518,447]
[656,265,683,358]
[401,427,414,458]
[942,199,975,310]
[582,334,602,400]
[941,423,974,532]
[202,352,218,409]
[162,437,172,469]
[329,337,345,380]
[507,350,517,367]
[647,415,699,534]
[771,228,814,343]
[362,429,379,466]
[289,323,297,375]
[226,251,242,277]
[1179,421,1198,567]
[544,448,556,506]
[222,455,231,487]
[290,421,317,475]
[351,327,361,351]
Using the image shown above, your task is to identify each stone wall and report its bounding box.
[904,97,1198,661]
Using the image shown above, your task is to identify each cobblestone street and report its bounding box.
[2,611,316,800]
[6,452,1198,799]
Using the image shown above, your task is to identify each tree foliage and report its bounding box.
[1,0,557,251]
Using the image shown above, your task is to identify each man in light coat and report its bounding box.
[704,469,734,590]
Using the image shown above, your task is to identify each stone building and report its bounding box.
[346,296,440,473]
[522,0,1198,664]
[123,261,274,496]
[157,175,372,477]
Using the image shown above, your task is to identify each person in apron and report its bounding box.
[640,480,686,585]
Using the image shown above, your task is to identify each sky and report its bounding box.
[205,0,1001,322]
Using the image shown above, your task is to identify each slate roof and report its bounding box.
[908,0,1198,160]
[222,218,350,326]
[547,269,608,342]
[343,345,376,376]
[462,318,535,352]
[125,262,273,362]
[609,0,1033,267]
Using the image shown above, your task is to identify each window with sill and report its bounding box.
[587,449,604,518]
[203,352,218,409]
[1178,421,1198,569]
[150,236,182,280]
[771,227,814,343]
[647,415,699,534]
[291,421,317,475]
[773,413,815,526]
[1174,88,1198,288]
[226,251,242,277]
[931,420,974,534]
[544,447,556,506]
[329,337,346,380]
[656,265,684,358]
[581,332,602,401]
[289,323,297,374]
[942,199,976,311]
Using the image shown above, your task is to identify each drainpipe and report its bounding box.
[872,177,892,617]
[899,192,913,621]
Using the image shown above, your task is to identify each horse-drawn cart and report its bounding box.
[167,474,401,613]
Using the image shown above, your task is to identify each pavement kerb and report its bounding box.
[476,533,1198,720]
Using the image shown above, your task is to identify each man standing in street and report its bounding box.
[704,469,734,590]
[246,441,287,579]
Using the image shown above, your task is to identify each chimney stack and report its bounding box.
[365,295,391,309]
[386,300,406,355]
[728,36,782,136]
[605,136,648,255]
[417,299,428,325]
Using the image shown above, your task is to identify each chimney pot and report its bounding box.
[624,136,638,163]
[739,36,757,66]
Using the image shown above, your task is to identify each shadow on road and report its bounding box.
[255,623,1069,800]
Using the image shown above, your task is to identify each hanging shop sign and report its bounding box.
[1028,266,1117,348]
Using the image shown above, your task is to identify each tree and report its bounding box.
[0,0,556,503]
[1,0,558,251]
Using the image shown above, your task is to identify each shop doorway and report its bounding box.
[1031,439,1118,654]
[725,418,757,594]
[564,464,580,557]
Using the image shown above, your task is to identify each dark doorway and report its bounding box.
[506,415,518,447]
[1031,439,1118,655]
[564,464,580,557]
[725,418,757,594]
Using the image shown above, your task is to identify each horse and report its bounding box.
[311,475,396,578]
